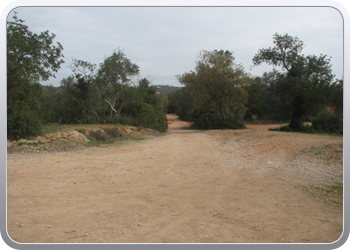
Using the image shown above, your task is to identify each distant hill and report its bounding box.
[153,85,182,96]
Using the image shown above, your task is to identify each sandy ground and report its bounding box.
[7,114,343,243]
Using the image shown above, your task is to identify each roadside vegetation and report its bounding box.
[300,183,343,207]
[7,13,342,141]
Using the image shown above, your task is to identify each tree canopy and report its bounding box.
[7,12,64,107]
[7,13,65,139]
[176,50,249,129]
[253,33,339,131]
[7,14,342,140]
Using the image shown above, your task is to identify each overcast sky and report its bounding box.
[8,6,343,87]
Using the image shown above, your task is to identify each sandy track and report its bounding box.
[7,115,343,243]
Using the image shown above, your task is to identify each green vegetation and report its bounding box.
[7,13,168,140]
[7,13,342,140]
[174,50,250,129]
[7,12,64,140]
[251,33,343,133]
[169,35,342,133]
[301,183,343,207]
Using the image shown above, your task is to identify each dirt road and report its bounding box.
[7,114,343,243]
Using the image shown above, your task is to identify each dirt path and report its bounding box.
[7,115,343,243]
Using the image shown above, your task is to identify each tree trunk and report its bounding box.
[289,96,305,131]
[104,99,118,116]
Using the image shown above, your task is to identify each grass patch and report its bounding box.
[301,183,343,207]
[42,125,63,134]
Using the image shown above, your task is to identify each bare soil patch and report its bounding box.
[7,115,343,243]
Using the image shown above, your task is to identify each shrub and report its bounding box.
[312,111,343,134]
[89,129,109,141]
[191,104,246,130]
[7,103,43,140]
[103,114,138,126]
[104,127,122,139]
[135,103,168,132]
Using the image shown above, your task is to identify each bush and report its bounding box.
[136,103,168,132]
[88,129,109,141]
[269,112,342,135]
[104,127,122,139]
[312,111,343,134]
[102,114,138,126]
[191,104,246,130]
[7,103,43,140]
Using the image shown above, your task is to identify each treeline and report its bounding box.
[168,34,343,134]
[7,14,343,140]
[7,13,168,140]
[39,68,169,129]
[8,50,169,140]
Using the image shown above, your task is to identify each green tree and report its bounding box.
[95,49,140,116]
[167,87,195,121]
[244,76,271,120]
[7,12,64,107]
[136,78,168,113]
[177,50,249,129]
[7,12,64,139]
[69,59,103,122]
[329,79,343,115]
[253,33,336,130]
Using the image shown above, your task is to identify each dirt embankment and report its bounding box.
[7,125,161,153]
[7,115,343,244]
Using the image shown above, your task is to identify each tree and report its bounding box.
[244,76,271,120]
[7,12,64,139]
[177,50,249,129]
[167,87,195,121]
[330,79,343,115]
[95,49,140,116]
[253,33,336,130]
[69,59,103,122]
[7,12,64,107]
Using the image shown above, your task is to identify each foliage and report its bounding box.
[39,56,169,133]
[176,50,249,129]
[191,103,247,129]
[329,79,343,115]
[95,49,140,116]
[134,103,168,132]
[8,14,342,139]
[167,87,196,121]
[7,12,64,107]
[7,13,64,140]
[312,111,343,134]
[104,127,123,138]
[7,102,43,140]
[243,75,273,120]
[253,33,338,131]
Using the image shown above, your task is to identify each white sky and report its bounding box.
[8,6,344,87]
